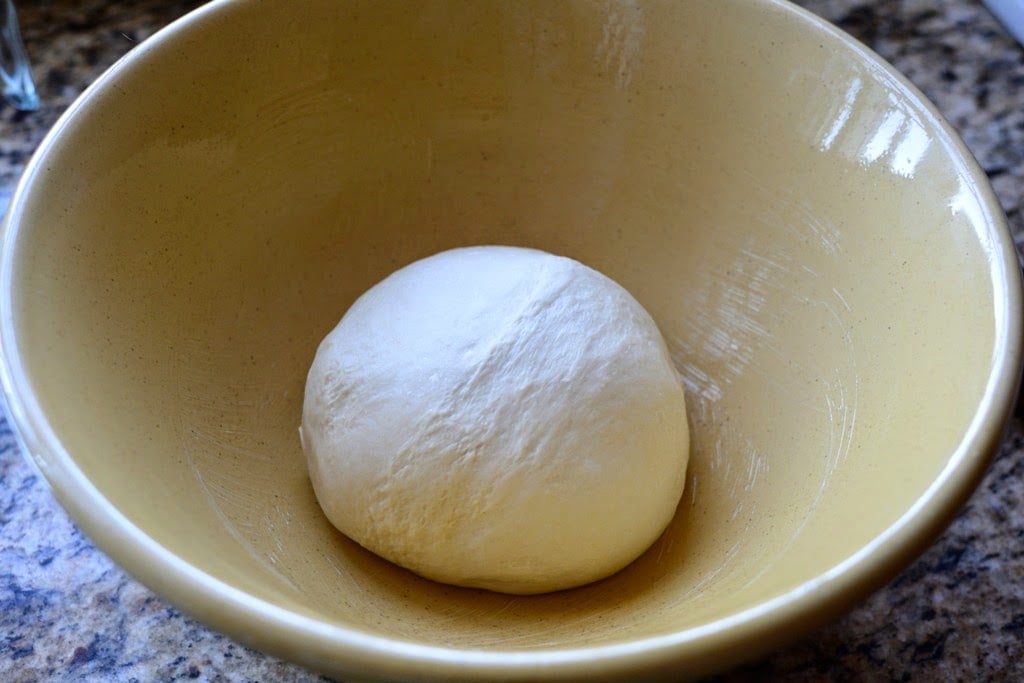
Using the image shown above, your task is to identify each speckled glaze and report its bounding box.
[1,1,1024,681]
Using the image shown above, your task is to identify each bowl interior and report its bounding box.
[3,0,1017,676]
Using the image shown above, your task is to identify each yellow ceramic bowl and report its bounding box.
[1,0,1020,680]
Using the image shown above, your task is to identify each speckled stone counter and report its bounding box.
[2,1,1023,681]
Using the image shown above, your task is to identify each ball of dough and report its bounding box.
[300,246,689,594]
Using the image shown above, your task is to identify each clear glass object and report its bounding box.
[1,0,38,111]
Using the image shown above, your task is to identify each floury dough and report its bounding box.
[300,246,689,594]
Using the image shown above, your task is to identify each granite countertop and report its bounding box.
[2,1,1023,681]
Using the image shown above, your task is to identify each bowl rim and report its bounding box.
[1,0,1021,680]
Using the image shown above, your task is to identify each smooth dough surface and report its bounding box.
[301,246,689,594]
